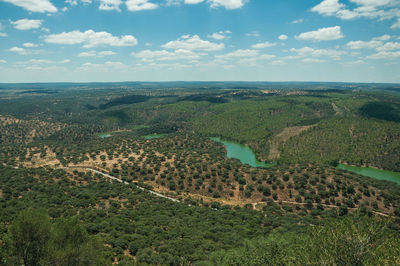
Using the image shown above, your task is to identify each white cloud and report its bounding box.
[251,41,276,49]
[259,54,275,60]
[103,61,125,68]
[166,0,181,6]
[311,0,344,16]
[208,30,231,40]
[99,0,122,11]
[346,35,392,49]
[376,41,400,51]
[0,60,7,63]
[44,30,138,48]
[25,59,52,64]
[278,34,288,40]
[162,35,224,51]
[350,0,393,7]
[311,0,400,28]
[184,0,203,3]
[17,58,71,65]
[392,18,400,29]
[347,40,383,49]
[289,46,345,60]
[99,50,116,56]
[245,31,260,37]
[65,0,77,5]
[302,58,326,63]
[216,49,259,58]
[133,49,203,61]
[65,0,92,5]
[340,59,365,66]
[126,0,158,11]
[78,50,116,57]
[23,42,38,47]
[145,62,192,69]
[271,60,285,65]
[215,49,275,65]
[11,19,42,30]
[214,49,275,66]
[2,0,57,12]
[295,26,344,41]
[366,50,400,59]
[208,0,248,9]
[9,46,32,55]
[291,18,304,24]
[78,51,96,57]
[346,34,400,60]
[78,61,128,71]
[373,34,391,41]
[182,0,247,9]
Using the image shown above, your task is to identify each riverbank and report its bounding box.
[337,163,400,185]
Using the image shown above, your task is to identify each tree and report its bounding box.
[339,205,348,216]
[48,217,106,266]
[9,209,52,266]
[299,216,400,265]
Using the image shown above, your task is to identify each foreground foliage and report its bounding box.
[208,216,400,265]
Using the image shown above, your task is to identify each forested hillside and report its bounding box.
[0,84,399,264]
[280,117,400,171]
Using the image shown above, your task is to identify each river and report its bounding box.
[144,134,166,139]
[210,137,275,168]
[97,133,112,138]
[337,164,400,185]
[211,137,400,184]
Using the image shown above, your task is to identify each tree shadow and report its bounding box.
[359,102,400,122]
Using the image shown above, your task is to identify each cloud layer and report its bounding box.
[311,0,400,29]
[11,19,42,30]
[296,26,344,41]
[2,0,57,12]
[44,30,138,48]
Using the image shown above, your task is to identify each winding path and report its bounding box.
[71,166,390,217]
[2,164,390,216]
[253,200,389,217]
[67,166,180,203]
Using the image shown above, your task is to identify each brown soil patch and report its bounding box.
[268,125,313,159]
[331,102,343,115]
[23,147,61,168]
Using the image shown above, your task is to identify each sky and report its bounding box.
[0,0,400,83]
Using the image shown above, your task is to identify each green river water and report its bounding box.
[144,134,165,139]
[337,164,400,185]
[211,137,400,184]
[210,137,275,168]
[97,133,112,138]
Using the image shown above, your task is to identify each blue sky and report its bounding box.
[0,0,399,83]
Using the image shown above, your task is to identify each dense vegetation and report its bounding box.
[0,83,400,264]
[280,117,400,171]
[1,165,399,264]
[208,216,400,265]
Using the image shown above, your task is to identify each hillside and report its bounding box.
[0,85,400,264]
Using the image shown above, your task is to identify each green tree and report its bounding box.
[9,209,52,266]
[48,217,107,266]
[298,216,400,265]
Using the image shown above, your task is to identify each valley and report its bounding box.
[1,83,400,264]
